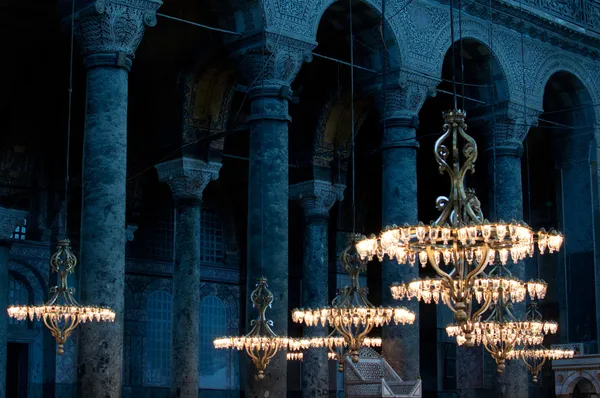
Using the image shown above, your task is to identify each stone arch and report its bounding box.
[309,0,405,68]
[558,371,600,395]
[140,277,172,322]
[312,91,371,168]
[182,58,237,151]
[8,260,46,304]
[430,18,516,104]
[532,53,600,128]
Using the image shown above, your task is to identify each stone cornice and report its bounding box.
[463,0,600,60]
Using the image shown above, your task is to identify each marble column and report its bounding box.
[155,157,221,398]
[0,208,27,398]
[290,180,345,398]
[73,1,161,396]
[233,33,314,397]
[486,123,528,398]
[375,80,434,379]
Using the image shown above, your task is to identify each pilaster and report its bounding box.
[484,117,529,398]
[156,157,221,398]
[73,1,161,396]
[233,34,314,397]
[0,207,28,398]
[369,74,436,380]
[290,180,344,398]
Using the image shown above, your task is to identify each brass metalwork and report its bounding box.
[7,239,116,355]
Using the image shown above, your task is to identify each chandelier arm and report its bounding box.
[471,293,493,321]
[426,247,453,281]
[465,246,490,284]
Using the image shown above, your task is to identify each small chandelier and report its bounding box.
[7,239,116,355]
[446,300,557,373]
[214,278,308,380]
[292,234,414,363]
[356,110,563,345]
[506,304,574,382]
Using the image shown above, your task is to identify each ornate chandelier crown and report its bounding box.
[214,277,308,380]
[355,110,563,345]
[292,234,414,363]
[7,239,116,355]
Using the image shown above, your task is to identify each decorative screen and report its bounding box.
[145,290,172,386]
[199,295,227,376]
[200,209,224,264]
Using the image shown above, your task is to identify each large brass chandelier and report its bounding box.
[356,110,563,345]
[214,278,308,380]
[506,304,574,382]
[446,298,557,373]
[292,234,415,363]
[7,240,116,354]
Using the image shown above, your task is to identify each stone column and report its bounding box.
[290,180,345,398]
[232,32,314,397]
[0,208,27,398]
[155,157,221,398]
[374,79,435,379]
[486,119,530,398]
[73,2,161,396]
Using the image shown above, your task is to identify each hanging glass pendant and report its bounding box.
[7,239,116,354]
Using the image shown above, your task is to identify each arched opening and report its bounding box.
[572,377,599,397]
[524,71,596,357]
[199,295,228,388]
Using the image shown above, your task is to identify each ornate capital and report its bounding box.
[290,180,345,221]
[155,157,222,202]
[0,208,28,239]
[73,0,162,67]
[368,70,439,117]
[232,30,316,87]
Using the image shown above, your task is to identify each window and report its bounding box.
[10,218,26,240]
[154,206,174,260]
[200,210,224,264]
[199,296,227,377]
[8,276,29,326]
[145,291,172,386]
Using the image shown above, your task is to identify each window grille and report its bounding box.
[200,209,224,264]
[145,290,172,386]
[199,295,227,376]
[154,206,174,260]
[10,218,26,240]
[8,276,29,326]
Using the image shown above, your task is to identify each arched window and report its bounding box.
[199,295,228,382]
[200,209,224,264]
[145,290,172,386]
[10,217,26,240]
[8,275,29,326]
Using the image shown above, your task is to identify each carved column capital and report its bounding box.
[368,70,439,118]
[232,30,316,88]
[155,157,222,203]
[0,208,28,239]
[73,0,162,69]
[290,180,345,221]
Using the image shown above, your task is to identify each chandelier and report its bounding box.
[7,240,115,355]
[356,110,563,345]
[214,278,308,380]
[506,304,574,382]
[446,299,557,373]
[292,234,414,363]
